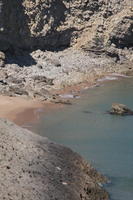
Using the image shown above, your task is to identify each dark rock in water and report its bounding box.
[51,98,72,105]
[109,103,133,116]
[0,118,109,200]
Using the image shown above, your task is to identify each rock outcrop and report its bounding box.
[109,103,133,115]
[0,0,132,55]
[0,49,132,100]
[0,0,132,99]
[0,50,5,67]
[0,118,109,200]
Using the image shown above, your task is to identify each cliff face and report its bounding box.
[0,0,132,52]
[0,0,132,99]
[0,0,30,50]
[0,118,108,200]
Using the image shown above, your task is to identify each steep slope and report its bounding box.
[0,118,108,200]
[0,0,132,52]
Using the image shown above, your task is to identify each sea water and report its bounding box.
[34,77,133,200]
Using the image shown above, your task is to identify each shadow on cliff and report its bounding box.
[1,0,36,66]
[2,0,76,66]
[21,0,76,51]
[5,51,37,67]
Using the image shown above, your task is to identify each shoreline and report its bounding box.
[0,71,131,127]
[0,62,132,200]
[0,48,132,127]
[0,2,132,199]
[0,75,108,126]
[0,95,64,126]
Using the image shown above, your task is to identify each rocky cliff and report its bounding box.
[0,118,108,200]
[0,0,132,99]
[0,0,132,53]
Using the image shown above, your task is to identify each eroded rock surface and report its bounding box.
[0,0,132,55]
[0,0,132,99]
[0,49,132,100]
[0,118,109,200]
[109,103,133,115]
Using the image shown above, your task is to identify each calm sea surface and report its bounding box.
[33,77,133,200]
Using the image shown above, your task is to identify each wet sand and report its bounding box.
[0,80,94,126]
[0,95,63,126]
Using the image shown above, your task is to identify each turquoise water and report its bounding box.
[34,78,133,200]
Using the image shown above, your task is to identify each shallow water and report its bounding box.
[34,77,133,200]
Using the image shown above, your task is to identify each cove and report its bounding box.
[33,77,133,200]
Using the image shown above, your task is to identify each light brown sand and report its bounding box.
[0,95,63,126]
[0,79,100,127]
[0,74,119,127]
[0,79,97,127]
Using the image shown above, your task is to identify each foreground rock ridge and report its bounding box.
[0,118,108,200]
[0,0,132,99]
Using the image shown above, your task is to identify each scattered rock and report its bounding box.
[9,86,29,96]
[0,0,132,100]
[0,80,7,85]
[59,94,80,99]
[37,64,43,69]
[0,49,132,100]
[32,75,54,85]
[50,59,61,67]
[108,103,133,115]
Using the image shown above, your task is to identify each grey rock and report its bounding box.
[109,15,133,49]
[32,75,54,85]
[109,103,133,115]
[50,59,61,67]
[0,0,131,55]
[0,48,132,99]
[0,51,5,67]
[8,86,28,96]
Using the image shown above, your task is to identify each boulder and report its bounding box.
[51,98,72,105]
[109,103,133,115]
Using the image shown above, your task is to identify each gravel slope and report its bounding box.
[0,118,109,200]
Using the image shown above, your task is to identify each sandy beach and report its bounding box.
[0,95,42,124]
[0,95,64,126]
[0,75,128,126]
